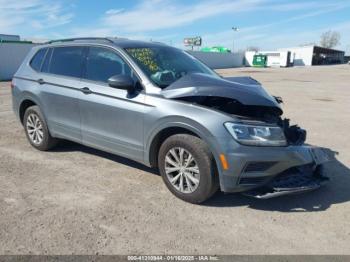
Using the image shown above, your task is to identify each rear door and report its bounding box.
[78,46,145,162]
[38,46,85,142]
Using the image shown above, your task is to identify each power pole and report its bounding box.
[232,27,239,53]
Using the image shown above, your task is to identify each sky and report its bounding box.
[0,0,349,53]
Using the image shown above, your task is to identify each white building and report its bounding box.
[245,45,345,67]
[278,45,345,66]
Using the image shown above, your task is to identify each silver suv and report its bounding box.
[12,37,330,203]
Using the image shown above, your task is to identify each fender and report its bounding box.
[144,116,222,170]
[18,91,49,127]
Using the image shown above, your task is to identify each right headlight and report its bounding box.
[224,122,287,146]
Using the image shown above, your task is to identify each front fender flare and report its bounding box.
[144,116,222,173]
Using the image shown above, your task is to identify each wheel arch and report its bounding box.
[19,99,37,125]
[148,126,199,168]
[146,120,221,171]
[18,92,47,126]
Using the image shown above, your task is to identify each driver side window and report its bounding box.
[84,47,134,83]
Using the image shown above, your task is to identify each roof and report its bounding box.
[43,37,168,49]
[0,33,20,37]
[313,45,345,54]
[279,45,345,53]
[0,40,33,44]
[0,34,20,41]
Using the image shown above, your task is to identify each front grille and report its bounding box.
[243,161,277,173]
[239,176,269,185]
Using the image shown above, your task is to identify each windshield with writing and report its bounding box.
[125,46,218,88]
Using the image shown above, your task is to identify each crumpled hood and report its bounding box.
[161,73,282,112]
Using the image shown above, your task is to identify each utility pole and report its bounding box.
[232,27,239,53]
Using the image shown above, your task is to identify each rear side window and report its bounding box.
[30,48,47,71]
[49,46,85,78]
[85,47,133,83]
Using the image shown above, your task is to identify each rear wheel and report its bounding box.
[23,106,58,151]
[158,134,218,204]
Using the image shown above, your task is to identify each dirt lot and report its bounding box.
[0,65,349,255]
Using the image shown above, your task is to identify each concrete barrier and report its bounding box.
[187,51,244,69]
[0,45,244,80]
[0,43,35,81]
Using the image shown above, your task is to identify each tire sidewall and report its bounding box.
[158,135,216,204]
[23,106,52,151]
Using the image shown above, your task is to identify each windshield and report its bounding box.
[124,46,218,88]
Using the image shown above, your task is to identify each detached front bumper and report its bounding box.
[242,163,329,199]
[214,136,331,197]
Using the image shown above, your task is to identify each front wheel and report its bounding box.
[158,134,219,204]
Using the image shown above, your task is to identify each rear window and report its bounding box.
[30,48,47,71]
[49,46,85,78]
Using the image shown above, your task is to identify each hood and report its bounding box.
[161,73,282,112]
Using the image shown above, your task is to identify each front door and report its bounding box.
[78,46,145,162]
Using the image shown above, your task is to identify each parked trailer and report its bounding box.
[264,51,292,67]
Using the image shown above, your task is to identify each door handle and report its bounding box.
[80,87,92,94]
[37,78,45,85]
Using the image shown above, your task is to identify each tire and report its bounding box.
[158,134,219,204]
[23,105,58,151]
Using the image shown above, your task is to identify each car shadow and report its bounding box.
[205,148,350,212]
[52,142,350,212]
[52,140,159,175]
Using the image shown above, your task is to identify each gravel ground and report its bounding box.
[0,65,349,255]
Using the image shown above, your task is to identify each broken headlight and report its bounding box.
[224,122,287,146]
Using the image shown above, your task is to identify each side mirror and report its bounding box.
[108,75,134,93]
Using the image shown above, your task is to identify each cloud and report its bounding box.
[216,21,350,52]
[255,21,350,51]
[105,9,124,15]
[69,0,349,46]
[94,0,350,34]
[100,0,265,32]
[2,0,347,53]
[69,0,267,38]
[199,1,350,50]
[0,0,74,34]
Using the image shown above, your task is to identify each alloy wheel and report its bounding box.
[164,147,200,193]
[26,113,44,145]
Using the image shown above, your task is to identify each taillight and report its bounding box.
[10,79,14,89]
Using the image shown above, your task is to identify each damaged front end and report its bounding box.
[161,73,330,198]
[162,73,307,146]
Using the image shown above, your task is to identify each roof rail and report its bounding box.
[45,37,115,44]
